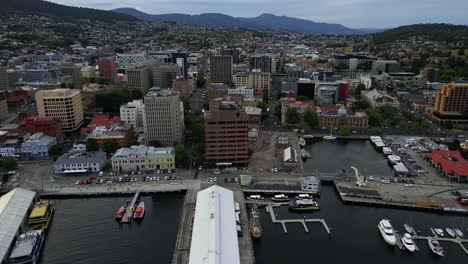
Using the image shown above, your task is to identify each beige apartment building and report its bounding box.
[430,83,468,127]
[234,72,271,90]
[143,89,184,146]
[36,88,84,131]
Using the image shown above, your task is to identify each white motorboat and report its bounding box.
[247,195,264,201]
[298,137,306,148]
[434,228,444,237]
[323,128,336,140]
[295,193,311,199]
[428,238,444,257]
[401,233,416,252]
[445,228,456,238]
[271,194,289,202]
[404,224,416,235]
[454,228,464,238]
[378,219,397,245]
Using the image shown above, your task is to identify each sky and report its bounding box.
[49,0,468,29]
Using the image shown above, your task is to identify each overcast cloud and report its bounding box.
[49,0,468,28]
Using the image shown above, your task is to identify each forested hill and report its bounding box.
[372,24,468,45]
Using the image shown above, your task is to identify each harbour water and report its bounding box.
[254,140,467,263]
[40,193,184,264]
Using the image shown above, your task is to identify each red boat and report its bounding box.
[133,202,145,220]
[457,196,468,206]
[115,206,126,220]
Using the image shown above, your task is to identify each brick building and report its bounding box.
[20,116,64,143]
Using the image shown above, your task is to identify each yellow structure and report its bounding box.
[36,88,84,131]
[431,83,468,127]
[234,72,270,90]
[146,153,175,170]
[27,200,54,231]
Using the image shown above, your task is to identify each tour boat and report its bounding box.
[377,219,397,246]
[8,230,45,264]
[401,233,416,252]
[445,228,456,238]
[133,202,145,220]
[428,238,445,257]
[115,206,126,221]
[271,194,290,202]
[27,200,54,231]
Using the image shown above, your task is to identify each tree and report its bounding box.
[192,121,205,143]
[274,104,282,120]
[262,87,269,103]
[303,108,319,129]
[351,100,370,111]
[86,138,99,151]
[175,144,188,167]
[102,139,120,154]
[196,73,206,88]
[355,83,366,96]
[114,47,124,53]
[181,96,191,113]
[130,89,144,100]
[296,95,309,101]
[285,107,300,126]
[364,108,383,126]
[149,140,163,147]
[1,157,17,170]
[191,144,204,163]
[339,126,350,136]
[49,144,63,156]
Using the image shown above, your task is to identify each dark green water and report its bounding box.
[254,140,468,263]
[41,193,184,264]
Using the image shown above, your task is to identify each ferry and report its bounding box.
[249,206,262,239]
[377,219,396,245]
[271,194,289,202]
[115,205,126,221]
[27,200,54,231]
[401,233,416,252]
[289,199,320,211]
[428,238,444,256]
[8,230,45,264]
[133,202,145,220]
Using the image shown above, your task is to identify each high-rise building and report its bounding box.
[80,65,96,78]
[172,77,194,97]
[222,48,240,64]
[98,57,117,81]
[204,102,249,167]
[126,61,153,91]
[250,55,275,73]
[432,83,468,126]
[120,100,145,134]
[152,63,180,89]
[35,88,84,131]
[117,52,147,70]
[143,89,184,146]
[0,67,9,91]
[234,72,270,90]
[0,91,8,121]
[210,55,233,84]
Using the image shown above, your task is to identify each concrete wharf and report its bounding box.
[265,204,331,235]
[121,191,140,223]
[171,190,197,264]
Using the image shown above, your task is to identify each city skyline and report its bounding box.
[48,0,468,28]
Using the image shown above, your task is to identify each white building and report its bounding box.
[120,100,145,134]
[53,151,106,174]
[116,52,147,70]
[361,89,399,109]
[188,185,240,264]
[227,86,254,98]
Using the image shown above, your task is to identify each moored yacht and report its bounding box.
[434,228,444,237]
[455,228,464,238]
[133,202,145,220]
[377,219,397,245]
[428,238,444,257]
[271,194,289,202]
[401,233,416,252]
[8,230,45,264]
[289,199,320,211]
[445,228,455,238]
[298,137,306,148]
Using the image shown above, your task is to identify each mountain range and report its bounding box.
[113,8,364,34]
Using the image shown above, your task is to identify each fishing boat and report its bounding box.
[115,205,126,221]
[434,228,444,237]
[8,230,45,264]
[401,233,416,253]
[289,199,320,211]
[454,228,464,237]
[377,219,397,246]
[445,228,456,238]
[271,194,289,202]
[404,224,417,235]
[133,202,145,220]
[428,238,444,256]
[27,200,54,231]
[323,128,336,140]
[249,206,262,239]
[298,137,306,148]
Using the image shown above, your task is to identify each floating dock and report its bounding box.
[412,235,468,255]
[121,191,140,223]
[266,204,331,235]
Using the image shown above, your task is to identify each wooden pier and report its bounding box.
[266,204,331,235]
[121,190,140,223]
[412,235,468,255]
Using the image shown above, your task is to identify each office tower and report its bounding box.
[126,61,153,91]
[116,52,147,70]
[0,92,7,121]
[210,55,233,84]
[35,88,84,131]
[250,55,275,73]
[222,48,240,64]
[98,57,117,81]
[143,89,184,146]
[153,63,180,89]
[0,67,9,91]
[432,83,468,126]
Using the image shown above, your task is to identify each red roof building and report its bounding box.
[6,90,29,106]
[80,114,121,135]
[20,116,64,143]
[425,150,468,183]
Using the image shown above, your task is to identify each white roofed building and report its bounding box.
[188,185,240,264]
